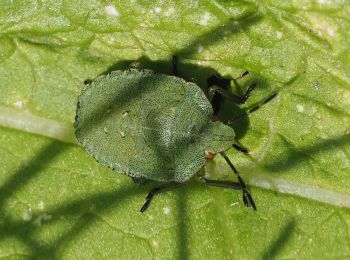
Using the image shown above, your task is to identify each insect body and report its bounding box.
[75,58,276,212]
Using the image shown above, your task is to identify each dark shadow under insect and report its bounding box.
[140,56,277,212]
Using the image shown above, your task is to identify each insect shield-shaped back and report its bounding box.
[75,69,235,183]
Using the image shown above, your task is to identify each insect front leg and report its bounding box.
[207,72,255,116]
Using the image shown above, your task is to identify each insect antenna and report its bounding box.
[220,151,256,210]
[228,92,277,124]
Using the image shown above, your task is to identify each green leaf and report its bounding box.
[1,1,349,259]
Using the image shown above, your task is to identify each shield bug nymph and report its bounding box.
[74,56,277,212]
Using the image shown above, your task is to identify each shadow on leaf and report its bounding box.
[3,7,339,259]
[263,135,350,173]
[262,218,296,259]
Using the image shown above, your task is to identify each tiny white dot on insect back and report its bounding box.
[105,5,120,17]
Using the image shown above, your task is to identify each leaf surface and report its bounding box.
[0,1,349,259]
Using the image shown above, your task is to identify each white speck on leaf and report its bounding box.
[317,0,328,4]
[297,208,302,214]
[33,213,52,227]
[314,82,320,90]
[188,1,199,8]
[154,7,161,14]
[152,240,158,247]
[230,202,239,206]
[105,5,120,17]
[22,212,32,221]
[344,91,350,105]
[197,44,203,53]
[120,131,126,138]
[326,27,335,36]
[276,31,283,39]
[163,207,170,215]
[199,12,211,26]
[164,7,175,16]
[296,104,305,113]
[14,100,25,108]
[38,200,45,210]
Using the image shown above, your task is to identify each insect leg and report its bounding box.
[228,92,277,123]
[207,74,234,116]
[199,177,243,190]
[207,71,254,116]
[232,144,250,154]
[140,182,182,213]
[220,151,256,210]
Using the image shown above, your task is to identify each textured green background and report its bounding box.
[0,1,349,259]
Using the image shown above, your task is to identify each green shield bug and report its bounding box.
[74,56,277,212]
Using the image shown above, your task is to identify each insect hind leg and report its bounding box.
[140,182,183,212]
[220,151,256,210]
